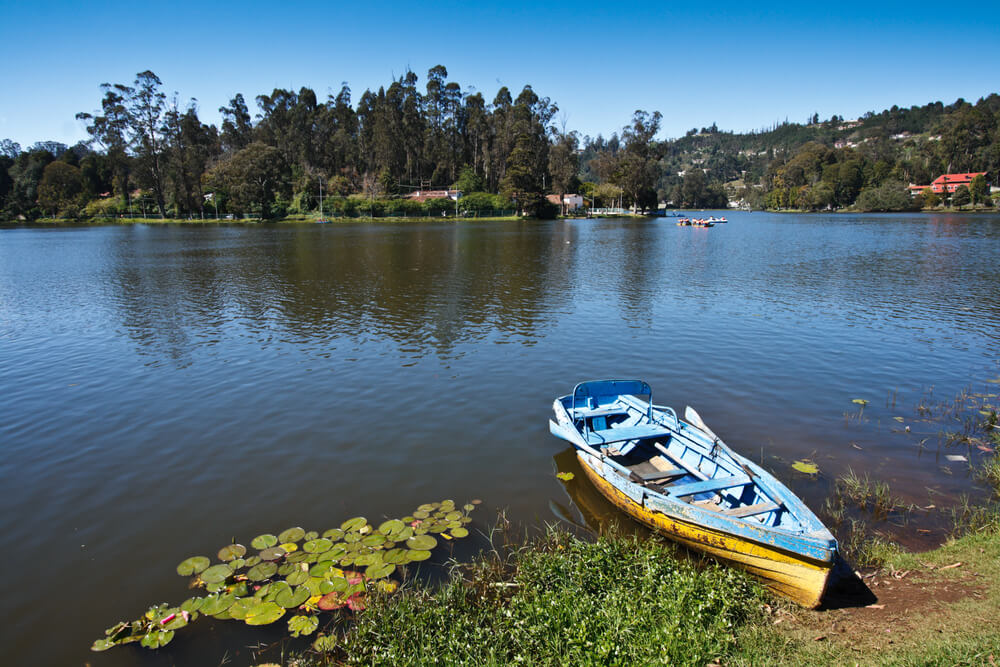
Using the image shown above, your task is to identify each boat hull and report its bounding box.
[577,451,832,608]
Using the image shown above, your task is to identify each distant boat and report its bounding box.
[707,216,727,223]
[549,380,838,608]
[676,218,691,226]
[691,219,715,227]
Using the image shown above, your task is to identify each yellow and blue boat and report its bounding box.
[549,380,837,608]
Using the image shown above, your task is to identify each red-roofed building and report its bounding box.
[930,172,986,194]
[404,189,460,202]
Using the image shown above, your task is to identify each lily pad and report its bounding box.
[275,584,310,608]
[317,591,348,611]
[245,601,286,626]
[365,562,395,579]
[792,460,820,474]
[91,638,116,651]
[341,517,367,532]
[140,630,174,649]
[286,569,310,586]
[176,556,211,576]
[251,534,278,550]
[303,530,319,541]
[851,398,869,406]
[217,543,246,561]
[303,538,333,553]
[180,597,204,613]
[279,542,299,553]
[406,535,437,551]
[450,527,469,538]
[379,519,405,535]
[247,562,278,581]
[313,633,339,651]
[322,528,345,541]
[464,503,475,511]
[259,546,287,561]
[289,614,319,637]
[200,592,236,616]
[200,564,233,584]
[279,527,306,543]
[407,549,432,562]
[228,597,256,620]
[361,534,387,548]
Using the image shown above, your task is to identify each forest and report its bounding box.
[1,67,998,220]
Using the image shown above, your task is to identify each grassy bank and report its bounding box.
[16,214,524,225]
[269,505,1000,667]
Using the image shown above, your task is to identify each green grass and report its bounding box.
[304,531,766,666]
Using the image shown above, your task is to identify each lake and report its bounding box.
[2,212,999,665]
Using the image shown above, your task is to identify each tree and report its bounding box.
[37,161,83,215]
[77,84,131,206]
[547,131,579,214]
[952,184,971,209]
[452,165,484,194]
[205,142,290,219]
[969,174,988,206]
[921,187,940,208]
[219,94,253,153]
[125,71,169,216]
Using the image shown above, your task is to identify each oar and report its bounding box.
[684,406,719,441]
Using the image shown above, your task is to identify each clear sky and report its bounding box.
[1,0,997,148]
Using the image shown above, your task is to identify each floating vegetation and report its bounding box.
[791,460,819,475]
[92,499,478,652]
[556,471,575,481]
[851,398,869,406]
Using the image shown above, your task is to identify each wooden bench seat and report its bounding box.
[666,474,751,498]
[721,501,780,518]
[583,422,671,446]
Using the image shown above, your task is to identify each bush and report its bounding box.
[855,180,919,212]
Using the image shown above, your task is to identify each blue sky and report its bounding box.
[1,0,997,148]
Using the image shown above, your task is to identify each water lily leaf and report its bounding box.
[303,538,332,553]
[412,510,430,519]
[343,532,361,543]
[556,472,575,481]
[245,601,285,626]
[340,517,367,532]
[140,630,174,649]
[406,535,437,550]
[259,546,287,561]
[313,634,338,651]
[322,528,345,541]
[365,562,395,579]
[361,533,386,548]
[288,614,319,637]
[243,555,262,568]
[354,552,380,567]
[247,562,278,581]
[851,399,869,406]
[251,534,277,550]
[379,519,405,535]
[275,584,310,608]
[285,551,308,563]
[279,542,299,553]
[286,569,310,586]
[303,530,319,541]
[792,460,820,474]
[200,592,236,616]
[319,545,348,561]
[200,564,233,584]
[205,581,225,593]
[176,556,210,576]
[450,527,469,538]
[228,597,256,620]
[317,591,348,611]
[180,597,204,613]
[407,549,432,562]
[229,581,250,597]
[278,527,305,543]
[91,638,116,651]
[217,543,246,561]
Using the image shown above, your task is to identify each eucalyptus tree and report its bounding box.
[205,142,290,219]
[163,101,219,215]
[219,94,253,153]
[76,83,132,205]
[548,131,580,214]
[126,71,170,217]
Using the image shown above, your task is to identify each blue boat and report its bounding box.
[549,379,838,607]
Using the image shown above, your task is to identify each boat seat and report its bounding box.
[583,422,671,446]
[572,406,629,419]
[722,501,780,518]
[666,474,751,498]
[634,468,686,482]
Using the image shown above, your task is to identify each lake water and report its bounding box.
[2,212,999,665]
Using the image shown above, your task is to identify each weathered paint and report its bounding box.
[578,452,832,608]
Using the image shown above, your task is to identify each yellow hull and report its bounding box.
[578,452,831,608]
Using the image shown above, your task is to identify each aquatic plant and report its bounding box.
[91,499,479,652]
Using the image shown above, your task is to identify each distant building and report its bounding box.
[404,189,460,202]
[929,172,986,194]
[546,193,584,210]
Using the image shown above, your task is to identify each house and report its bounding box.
[929,172,987,194]
[404,189,461,202]
[545,193,584,210]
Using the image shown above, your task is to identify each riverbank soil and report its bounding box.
[759,530,1000,664]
